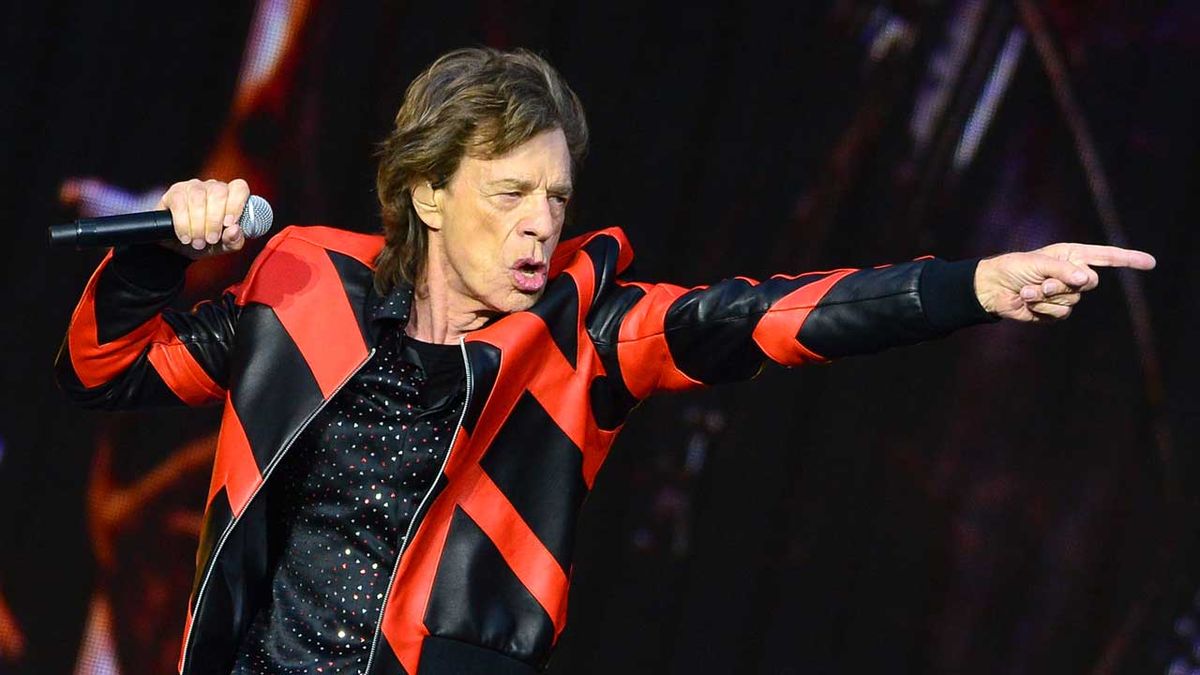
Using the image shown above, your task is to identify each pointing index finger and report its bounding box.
[1070,244,1157,270]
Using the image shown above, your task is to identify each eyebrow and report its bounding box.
[485,178,573,195]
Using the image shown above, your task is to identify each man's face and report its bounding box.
[428,128,573,315]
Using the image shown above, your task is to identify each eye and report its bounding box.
[549,194,570,206]
[492,192,523,207]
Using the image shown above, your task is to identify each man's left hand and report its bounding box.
[974,243,1156,322]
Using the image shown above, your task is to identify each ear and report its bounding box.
[411,182,443,230]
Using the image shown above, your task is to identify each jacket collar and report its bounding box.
[367,279,414,343]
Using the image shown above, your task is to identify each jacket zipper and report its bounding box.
[363,336,472,674]
[179,347,378,674]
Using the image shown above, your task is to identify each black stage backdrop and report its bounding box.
[1,2,1198,674]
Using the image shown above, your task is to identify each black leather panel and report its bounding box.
[221,497,270,643]
[183,487,237,675]
[580,234,620,293]
[664,279,766,384]
[586,283,643,427]
[325,249,378,348]
[160,292,241,389]
[54,338,187,410]
[93,262,184,344]
[663,275,833,384]
[461,342,500,435]
[366,635,410,675]
[227,305,325,473]
[479,391,587,571]
[424,507,554,667]
[580,233,644,426]
[192,487,234,597]
[185,493,271,675]
[588,372,638,431]
[418,635,539,675]
[525,274,579,369]
[799,263,930,359]
[584,276,643,348]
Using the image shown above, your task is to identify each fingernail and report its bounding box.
[1021,288,1037,300]
[206,231,221,244]
[1071,271,1087,284]
[179,235,191,245]
[192,239,206,250]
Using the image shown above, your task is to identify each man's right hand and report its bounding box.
[156,178,251,259]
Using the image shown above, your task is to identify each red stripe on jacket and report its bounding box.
[68,251,226,404]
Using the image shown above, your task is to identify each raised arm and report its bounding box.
[55,179,252,409]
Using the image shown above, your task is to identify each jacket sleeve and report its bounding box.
[54,244,241,410]
[589,257,995,401]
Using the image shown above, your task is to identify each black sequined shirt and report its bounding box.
[231,284,465,675]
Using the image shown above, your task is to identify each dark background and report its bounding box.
[1,1,1198,673]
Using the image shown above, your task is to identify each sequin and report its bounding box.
[230,298,465,675]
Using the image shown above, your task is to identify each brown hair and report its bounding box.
[374,47,589,294]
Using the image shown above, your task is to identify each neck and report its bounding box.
[405,238,491,344]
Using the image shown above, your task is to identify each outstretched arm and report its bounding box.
[594,243,1154,401]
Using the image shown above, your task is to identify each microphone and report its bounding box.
[48,195,274,248]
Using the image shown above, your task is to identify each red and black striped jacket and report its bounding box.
[56,225,988,674]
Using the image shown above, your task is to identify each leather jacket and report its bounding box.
[56,225,989,674]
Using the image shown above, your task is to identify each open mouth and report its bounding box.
[511,258,548,292]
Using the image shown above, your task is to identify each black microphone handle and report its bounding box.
[48,210,176,247]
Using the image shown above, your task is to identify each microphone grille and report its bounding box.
[239,195,274,239]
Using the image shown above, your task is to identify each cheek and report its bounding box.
[466,238,518,300]
[446,214,507,277]
[456,247,500,288]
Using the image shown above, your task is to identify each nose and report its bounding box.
[520,194,557,242]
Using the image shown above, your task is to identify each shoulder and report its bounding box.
[258,225,385,269]
[549,226,635,283]
[235,225,384,302]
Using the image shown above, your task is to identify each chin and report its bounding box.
[498,290,542,314]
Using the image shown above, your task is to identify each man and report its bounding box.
[56,47,1155,675]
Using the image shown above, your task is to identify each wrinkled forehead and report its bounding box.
[454,128,574,190]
